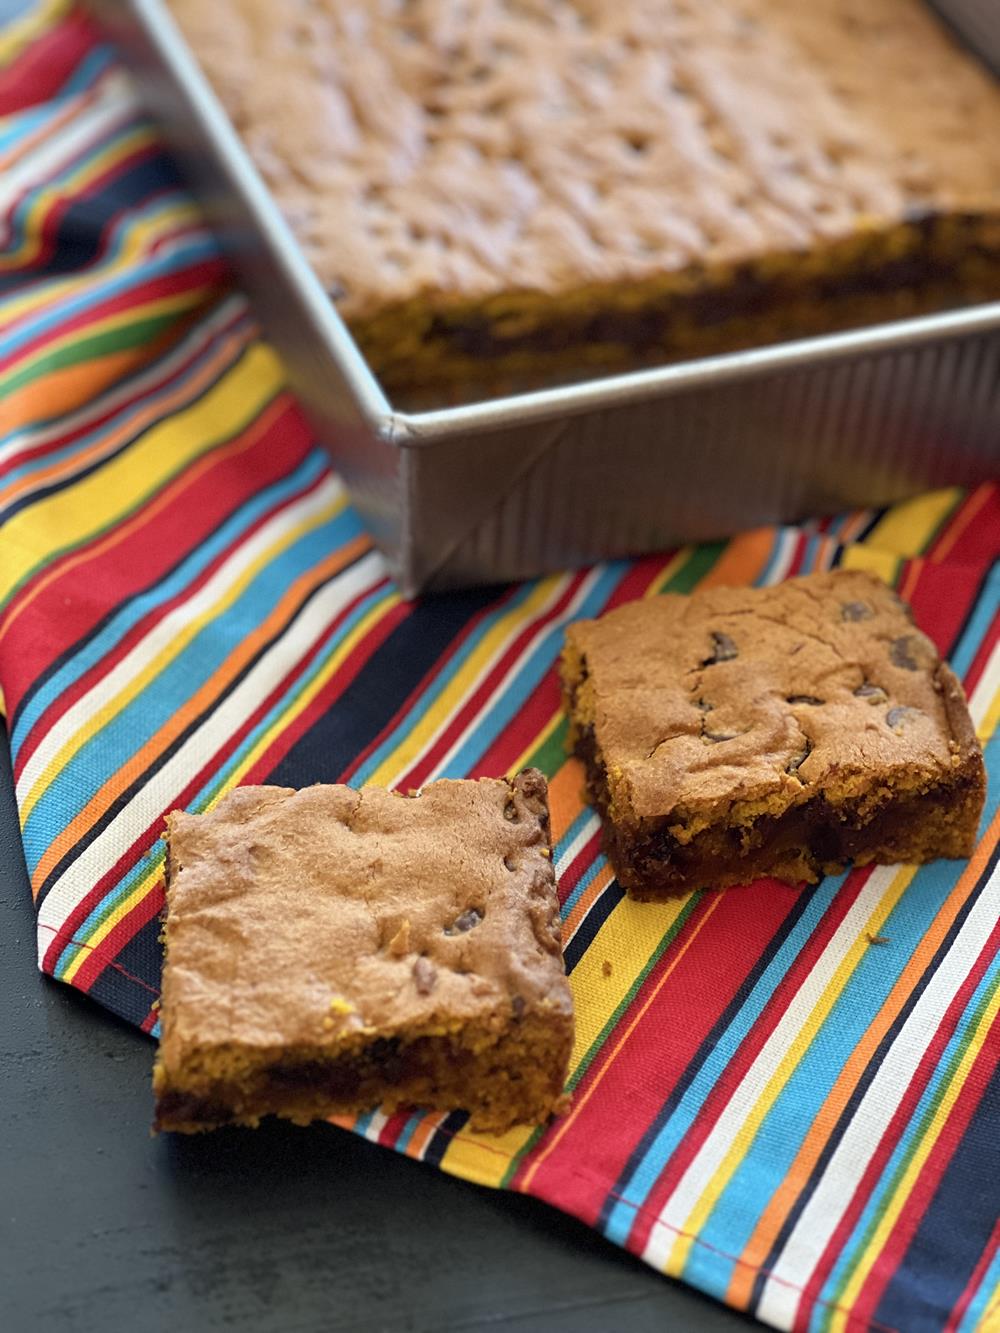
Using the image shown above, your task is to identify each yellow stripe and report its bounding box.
[365,575,567,788]
[665,866,914,1277]
[20,493,346,822]
[651,547,695,594]
[1,285,208,394]
[506,709,562,779]
[860,489,961,558]
[0,198,201,325]
[828,973,1000,1333]
[0,123,160,272]
[838,544,899,586]
[218,593,402,796]
[61,857,161,984]
[0,341,283,605]
[0,0,69,66]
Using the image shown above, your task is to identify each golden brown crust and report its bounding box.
[168,0,1000,389]
[155,771,574,1132]
[561,570,986,893]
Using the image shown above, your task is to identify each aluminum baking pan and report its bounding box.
[90,0,1000,595]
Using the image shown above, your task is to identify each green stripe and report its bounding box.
[530,716,570,780]
[0,375,283,613]
[500,892,702,1189]
[821,961,1000,1329]
[660,542,726,595]
[0,309,186,397]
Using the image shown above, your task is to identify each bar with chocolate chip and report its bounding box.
[560,571,985,900]
[154,772,573,1134]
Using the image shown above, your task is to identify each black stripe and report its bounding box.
[423,1110,469,1168]
[0,153,185,293]
[873,1048,1000,1331]
[7,344,284,739]
[749,841,1000,1313]
[32,552,371,908]
[0,340,266,528]
[85,913,164,1027]
[563,881,624,974]
[596,886,816,1231]
[269,584,509,788]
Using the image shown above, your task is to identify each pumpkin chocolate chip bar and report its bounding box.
[153,771,573,1134]
[560,571,985,900]
[168,0,1000,402]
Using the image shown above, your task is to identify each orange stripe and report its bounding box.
[519,894,724,1192]
[725,805,1000,1307]
[0,392,288,648]
[405,1113,448,1160]
[698,527,776,589]
[547,757,587,842]
[929,484,993,564]
[897,556,923,606]
[30,535,368,894]
[0,320,244,510]
[563,864,616,939]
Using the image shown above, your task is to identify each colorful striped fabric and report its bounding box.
[3,8,1000,1330]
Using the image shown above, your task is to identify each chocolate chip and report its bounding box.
[787,695,823,705]
[511,995,526,1019]
[703,631,738,665]
[886,706,918,730]
[889,636,919,670]
[412,957,437,995]
[786,738,813,774]
[841,601,872,622]
[854,682,888,703]
[703,729,738,742]
[444,907,483,935]
[696,698,713,712]
[503,854,518,872]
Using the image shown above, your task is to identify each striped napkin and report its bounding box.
[3,7,999,1331]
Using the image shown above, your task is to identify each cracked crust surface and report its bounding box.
[169,0,1000,315]
[560,570,986,891]
[155,771,573,1131]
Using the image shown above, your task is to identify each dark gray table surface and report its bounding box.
[0,733,754,1333]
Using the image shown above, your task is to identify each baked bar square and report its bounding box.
[154,771,573,1133]
[561,571,985,899]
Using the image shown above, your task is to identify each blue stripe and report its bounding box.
[602,874,846,1248]
[12,449,326,753]
[22,495,362,864]
[435,565,626,778]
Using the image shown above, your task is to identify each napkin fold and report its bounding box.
[2,9,998,1331]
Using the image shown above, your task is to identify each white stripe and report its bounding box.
[363,1110,389,1143]
[762,529,799,586]
[17,475,344,803]
[555,811,602,878]
[36,548,385,951]
[0,79,135,219]
[969,639,1000,730]
[0,294,249,464]
[423,567,606,783]
[378,574,572,786]
[641,866,900,1277]
[756,860,1000,1329]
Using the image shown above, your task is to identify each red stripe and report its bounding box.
[517,879,811,1227]
[928,484,1000,567]
[337,584,523,785]
[0,12,97,116]
[0,302,249,479]
[944,1216,1000,1333]
[6,403,312,751]
[903,557,994,660]
[794,911,1000,1331]
[845,965,1000,1329]
[398,572,589,791]
[38,565,390,969]
[618,870,870,1256]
